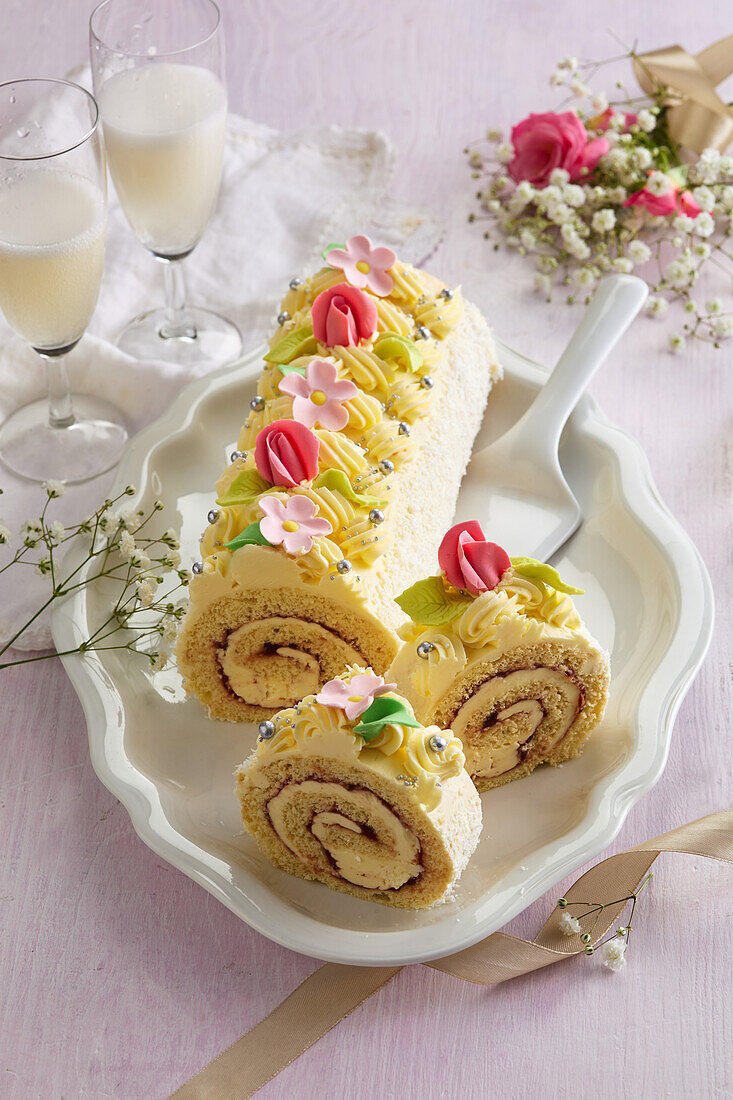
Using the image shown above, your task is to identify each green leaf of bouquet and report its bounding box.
[373,332,424,372]
[509,556,584,595]
[353,695,422,741]
[394,575,472,625]
[216,469,271,507]
[225,521,272,552]
[321,241,346,261]
[264,326,318,364]
[312,468,387,508]
[277,362,308,376]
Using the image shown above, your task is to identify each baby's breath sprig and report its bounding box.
[466,44,733,350]
[0,481,189,672]
[556,870,653,972]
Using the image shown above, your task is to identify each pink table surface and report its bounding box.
[1,2,731,1098]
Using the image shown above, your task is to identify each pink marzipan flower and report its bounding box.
[259,495,332,555]
[311,283,378,347]
[325,235,397,297]
[438,521,511,596]
[508,111,609,188]
[316,673,398,721]
[278,358,358,430]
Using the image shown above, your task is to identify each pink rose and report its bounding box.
[438,521,511,596]
[591,108,637,133]
[507,111,609,188]
[623,181,679,217]
[679,190,703,218]
[311,283,378,347]
[254,419,319,487]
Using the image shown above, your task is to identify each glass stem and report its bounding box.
[159,258,196,341]
[43,353,75,429]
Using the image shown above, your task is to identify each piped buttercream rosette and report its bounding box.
[388,522,611,792]
[235,668,482,908]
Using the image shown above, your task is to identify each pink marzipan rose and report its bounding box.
[679,190,703,217]
[438,521,511,596]
[254,419,319,487]
[508,111,609,188]
[311,283,378,347]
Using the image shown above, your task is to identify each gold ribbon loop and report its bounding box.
[166,810,731,1099]
[633,36,733,154]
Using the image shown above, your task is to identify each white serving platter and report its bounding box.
[51,341,714,966]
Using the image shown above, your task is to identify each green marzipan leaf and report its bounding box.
[321,241,346,261]
[216,469,271,507]
[353,696,422,741]
[263,326,318,365]
[225,521,272,552]
[394,575,472,626]
[313,468,387,508]
[509,557,585,595]
[277,362,307,376]
[373,332,424,372]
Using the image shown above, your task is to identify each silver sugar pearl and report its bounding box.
[428,734,448,753]
[258,720,276,740]
[250,395,265,412]
[379,459,395,475]
[336,558,352,574]
[398,421,410,436]
[420,375,434,389]
[369,507,385,526]
[230,450,245,462]
[417,640,435,659]
[439,288,454,300]
[192,561,204,575]
[207,509,220,525]
[277,311,290,325]
[416,325,431,340]
[289,277,303,290]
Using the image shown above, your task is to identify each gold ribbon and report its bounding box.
[633,36,733,154]
[166,810,731,1099]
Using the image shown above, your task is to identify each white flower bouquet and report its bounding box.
[467,49,733,350]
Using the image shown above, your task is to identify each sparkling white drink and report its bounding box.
[99,62,227,256]
[0,169,106,350]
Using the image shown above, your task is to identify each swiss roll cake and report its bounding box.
[388,522,611,791]
[176,236,500,720]
[235,668,482,908]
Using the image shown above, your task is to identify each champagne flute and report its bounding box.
[90,0,241,368]
[0,78,128,483]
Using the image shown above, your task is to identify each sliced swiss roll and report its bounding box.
[235,668,482,908]
[388,522,611,792]
[176,236,500,721]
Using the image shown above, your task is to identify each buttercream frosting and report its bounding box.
[196,256,465,579]
[391,570,598,723]
[252,667,465,812]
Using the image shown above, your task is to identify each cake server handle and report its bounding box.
[511,274,648,456]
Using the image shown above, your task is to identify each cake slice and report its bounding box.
[176,236,500,721]
[388,522,611,791]
[236,668,482,908]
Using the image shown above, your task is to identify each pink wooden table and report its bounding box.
[2,2,731,1097]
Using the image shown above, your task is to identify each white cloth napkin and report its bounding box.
[0,103,442,650]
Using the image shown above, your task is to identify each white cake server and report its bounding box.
[455,273,648,561]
